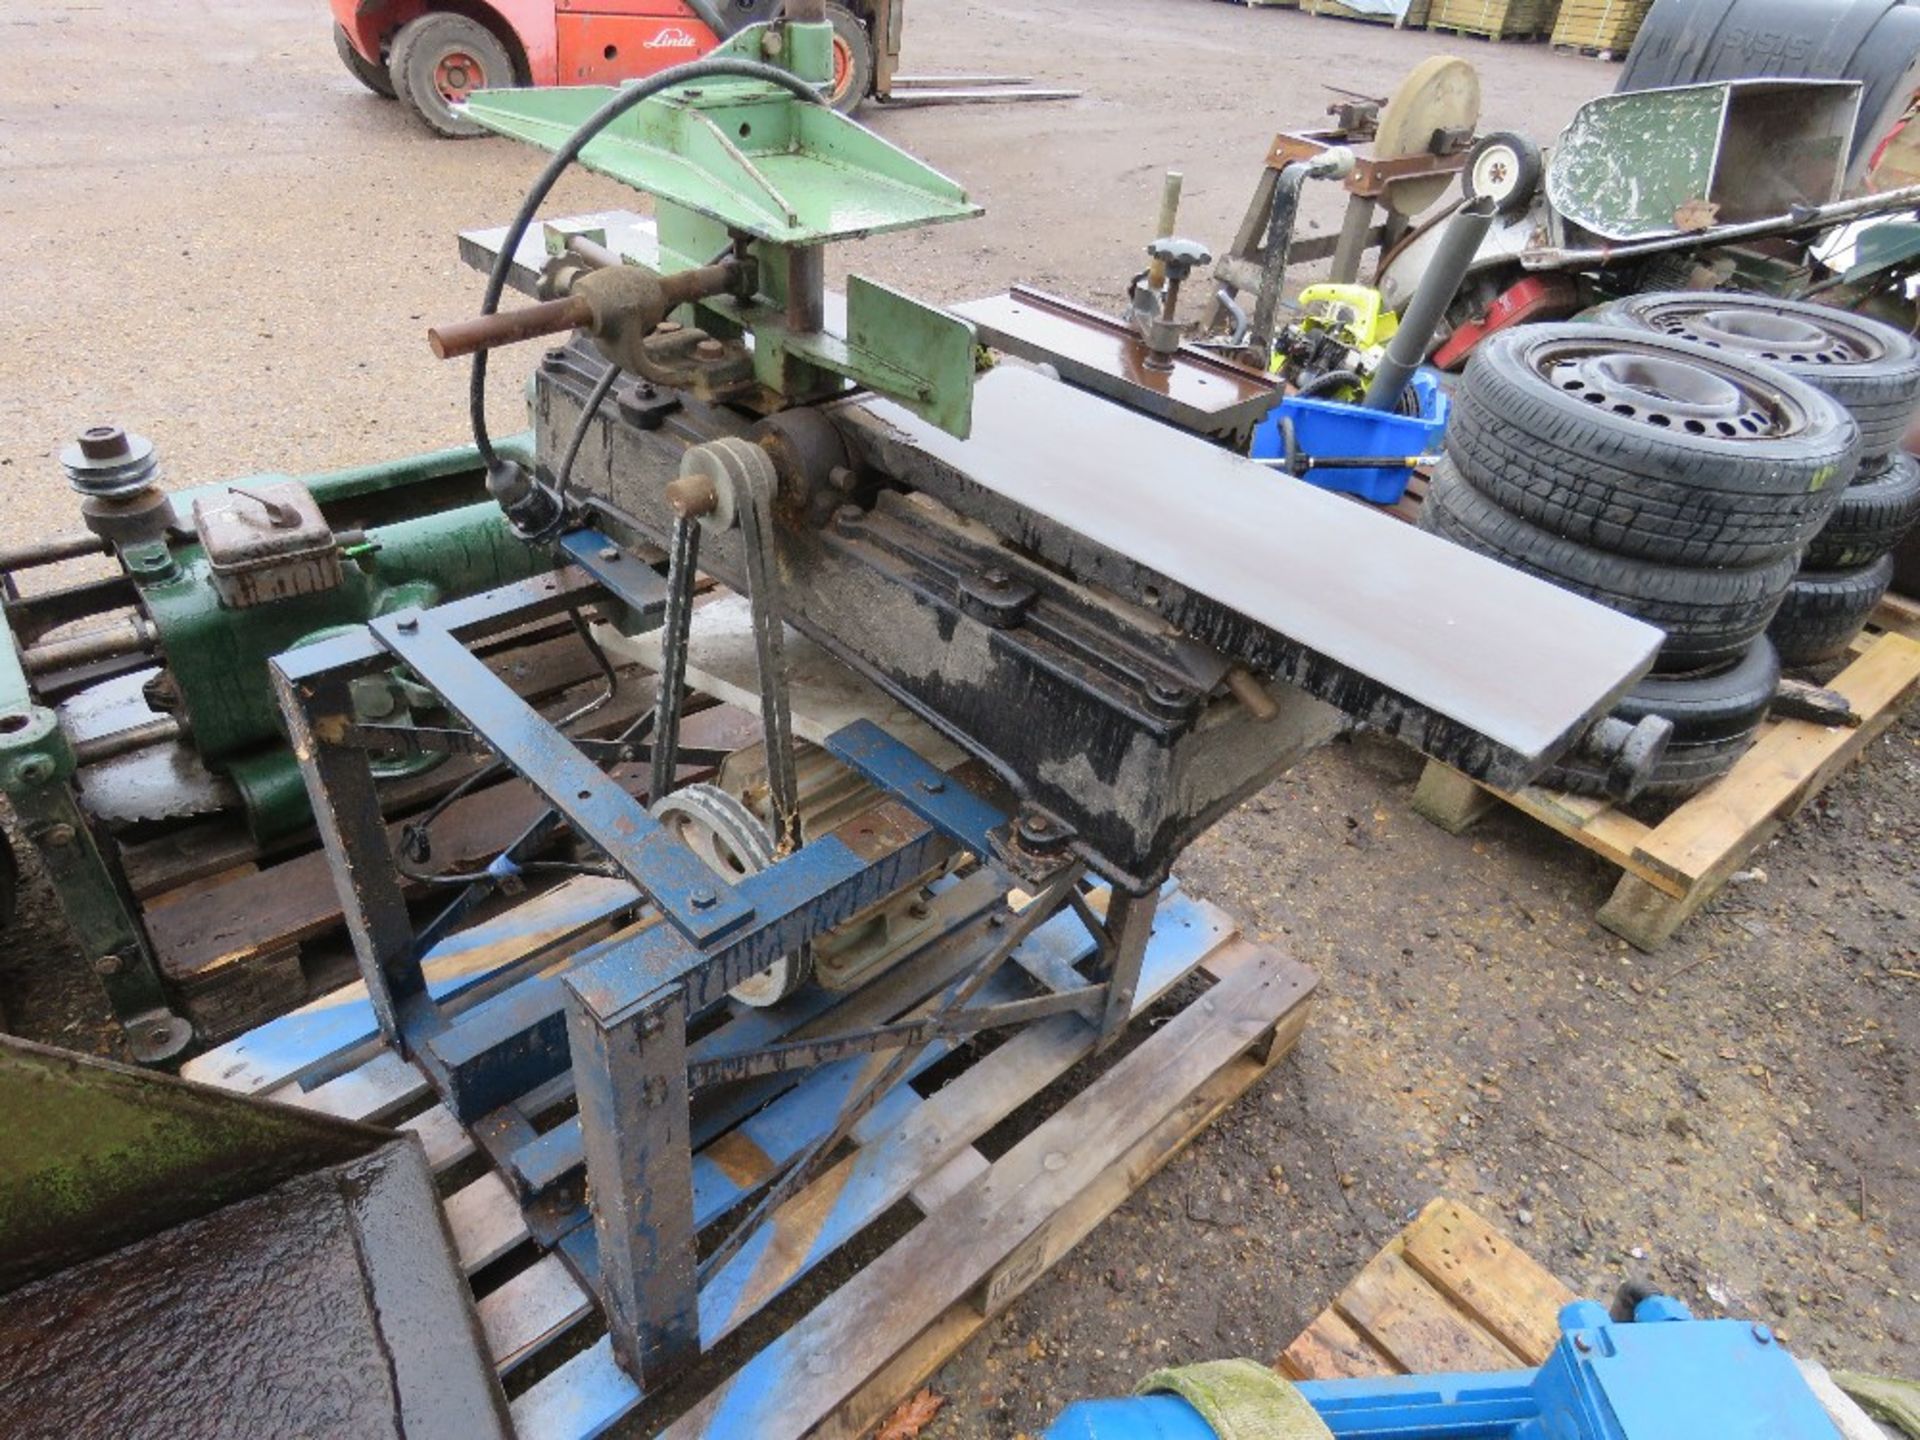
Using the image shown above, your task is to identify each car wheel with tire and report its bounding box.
[825,3,873,113]
[334,24,397,98]
[1542,638,1780,800]
[1587,292,1920,461]
[1420,459,1798,672]
[1445,324,1859,569]
[390,13,516,139]
[1461,131,1543,217]
[1803,450,1920,569]
[1767,555,1896,668]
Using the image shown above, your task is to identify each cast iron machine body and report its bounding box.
[270,13,1670,1411]
[0,436,553,1061]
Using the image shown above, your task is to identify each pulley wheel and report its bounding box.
[650,783,812,1007]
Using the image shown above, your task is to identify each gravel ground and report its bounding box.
[2,1,1916,1435]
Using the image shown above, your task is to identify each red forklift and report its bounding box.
[330,0,890,135]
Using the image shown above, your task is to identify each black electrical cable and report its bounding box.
[536,362,624,541]
[469,57,828,468]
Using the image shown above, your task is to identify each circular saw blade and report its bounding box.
[1373,55,1482,217]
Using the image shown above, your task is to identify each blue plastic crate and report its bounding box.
[1250,370,1450,505]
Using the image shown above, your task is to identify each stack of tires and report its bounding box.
[1420,322,1861,800]
[1584,294,1920,666]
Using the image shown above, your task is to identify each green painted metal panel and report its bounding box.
[460,83,980,245]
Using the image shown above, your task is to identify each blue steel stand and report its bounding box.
[270,537,1167,1394]
[1045,1294,1844,1440]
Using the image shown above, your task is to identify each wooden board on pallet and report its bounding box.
[1307,0,1433,28]
[1550,0,1650,54]
[189,882,1316,1440]
[1280,1197,1573,1379]
[1411,629,1920,950]
[1427,0,1561,39]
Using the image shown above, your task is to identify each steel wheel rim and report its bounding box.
[1640,298,1884,368]
[828,33,854,103]
[1470,145,1520,203]
[434,48,486,103]
[1531,337,1809,440]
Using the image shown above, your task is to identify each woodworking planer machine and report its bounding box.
[260,3,1671,1411]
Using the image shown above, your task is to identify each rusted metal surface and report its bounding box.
[1267,129,1470,201]
[0,1037,510,1438]
[952,286,1277,442]
[19,614,158,676]
[429,293,594,360]
[0,1148,510,1440]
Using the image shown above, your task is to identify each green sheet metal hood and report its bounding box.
[460,81,981,245]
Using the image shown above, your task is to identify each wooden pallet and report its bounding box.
[1280,1197,1573,1378]
[1306,0,1433,28]
[1411,626,1920,950]
[185,881,1317,1440]
[1426,0,1561,40]
[1549,0,1649,54]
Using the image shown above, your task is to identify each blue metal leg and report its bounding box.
[568,981,699,1385]
[271,662,423,1047]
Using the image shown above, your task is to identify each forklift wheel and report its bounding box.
[333,23,397,99]
[389,12,516,139]
[825,2,873,114]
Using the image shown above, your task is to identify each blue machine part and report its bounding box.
[1046,1296,1843,1440]
[1249,370,1450,506]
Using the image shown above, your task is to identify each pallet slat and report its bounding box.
[1281,1198,1572,1381]
[539,945,1316,1440]
[1411,631,1920,950]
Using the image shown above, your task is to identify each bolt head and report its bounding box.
[695,338,726,362]
[690,889,717,911]
[1751,1323,1773,1345]
[14,755,56,787]
[43,823,77,848]
[918,777,946,795]
[835,503,864,526]
[983,569,1010,590]
[92,955,123,976]
[1573,1334,1592,1353]
[396,616,419,634]
[908,900,930,920]
[599,546,621,562]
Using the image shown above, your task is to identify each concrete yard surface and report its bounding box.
[1,1,1916,1436]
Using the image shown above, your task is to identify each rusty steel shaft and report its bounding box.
[429,294,596,361]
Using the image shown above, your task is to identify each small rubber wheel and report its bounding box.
[1462,131,1543,217]
[334,23,397,98]
[390,13,516,139]
[825,2,874,114]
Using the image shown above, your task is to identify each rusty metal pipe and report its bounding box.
[21,615,159,675]
[429,294,595,360]
[785,246,825,333]
[565,234,626,271]
[0,531,111,572]
[71,716,183,766]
